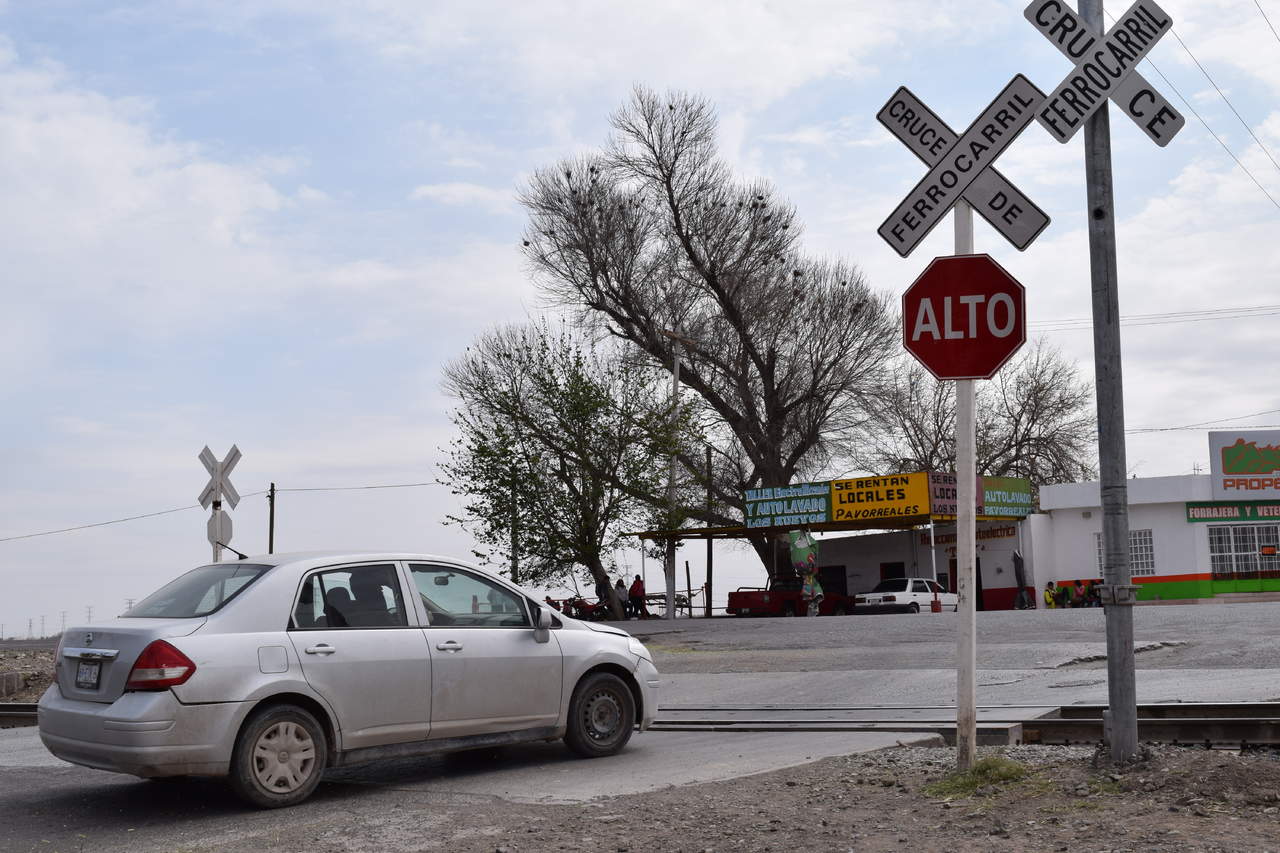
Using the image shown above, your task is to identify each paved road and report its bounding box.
[4,603,1279,852]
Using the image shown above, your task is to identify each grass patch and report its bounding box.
[924,755,1029,799]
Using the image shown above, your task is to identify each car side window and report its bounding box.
[927,580,945,594]
[292,564,408,629]
[408,564,530,628]
[912,579,929,593]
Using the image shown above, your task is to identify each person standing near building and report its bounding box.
[1043,582,1057,609]
[628,574,647,619]
[614,578,628,618]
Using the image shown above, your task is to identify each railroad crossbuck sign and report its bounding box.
[1026,0,1184,146]
[878,88,1050,252]
[878,75,1046,258]
[902,255,1026,380]
[199,445,241,550]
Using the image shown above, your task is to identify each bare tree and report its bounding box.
[857,339,1097,485]
[519,87,896,574]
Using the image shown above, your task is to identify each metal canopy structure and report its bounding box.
[630,508,1025,543]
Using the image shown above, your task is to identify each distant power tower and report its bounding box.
[85,605,93,623]
[124,598,136,613]
[60,611,67,635]
[27,618,33,639]
[40,615,46,638]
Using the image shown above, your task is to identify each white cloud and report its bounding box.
[409,181,517,214]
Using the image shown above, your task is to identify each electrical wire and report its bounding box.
[0,491,268,543]
[275,482,436,493]
[1030,302,1280,332]
[1165,27,1280,177]
[1255,0,1280,49]
[1104,8,1280,211]
[1127,408,1280,434]
[0,482,441,543]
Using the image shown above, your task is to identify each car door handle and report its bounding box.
[304,644,336,655]
[435,640,463,653]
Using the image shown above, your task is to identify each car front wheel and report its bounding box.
[228,704,328,808]
[565,672,635,758]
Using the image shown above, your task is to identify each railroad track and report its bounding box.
[0,703,37,729]
[653,702,1280,747]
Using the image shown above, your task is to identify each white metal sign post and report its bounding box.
[878,77,1045,770]
[198,445,241,563]
[1026,0,1181,765]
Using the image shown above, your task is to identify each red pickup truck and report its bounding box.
[726,573,854,617]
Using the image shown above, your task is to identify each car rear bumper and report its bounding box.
[635,657,660,731]
[37,686,244,777]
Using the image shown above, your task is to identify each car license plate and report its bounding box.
[75,660,101,690]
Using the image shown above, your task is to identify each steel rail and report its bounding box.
[0,703,37,728]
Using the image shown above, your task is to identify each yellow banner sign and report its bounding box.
[830,473,929,522]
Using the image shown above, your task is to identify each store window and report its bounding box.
[1093,529,1156,577]
[1207,524,1280,579]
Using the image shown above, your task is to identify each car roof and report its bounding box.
[224,551,481,571]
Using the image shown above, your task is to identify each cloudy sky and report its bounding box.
[2,0,1278,636]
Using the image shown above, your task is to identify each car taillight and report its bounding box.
[882,595,897,602]
[126,641,196,690]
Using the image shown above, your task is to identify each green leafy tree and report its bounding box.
[441,322,686,617]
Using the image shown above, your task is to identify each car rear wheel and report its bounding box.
[907,602,920,614]
[782,602,797,617]
[565,672,635,758]
[229,704,327,808]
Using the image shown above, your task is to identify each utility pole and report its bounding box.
[39,615,46,639]
[60,611,67,635]
[705,445,713,618]
[85,605,93,623]
[27,618,33,639]
[659,329,690,621]
[1080,0,1138,763]
[267,482,276,554]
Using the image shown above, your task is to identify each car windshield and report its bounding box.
[126,564,273,618]
[871,579,910,593]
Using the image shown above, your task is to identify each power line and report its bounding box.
[1031,302,1280,332]
[1255,1,1280,49]
[276,482,437,493]
[1165,27,1280,177]
[1111,13,1280,211]
[0,482,439,544]
[1127,407,1280,434]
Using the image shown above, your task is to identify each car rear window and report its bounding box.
[871,578,909,593]
[126,564,273,618]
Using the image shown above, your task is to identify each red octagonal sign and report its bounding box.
[902,254,1025,380]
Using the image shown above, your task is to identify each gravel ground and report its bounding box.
[153,743,1280,853]
[0,649,53,702]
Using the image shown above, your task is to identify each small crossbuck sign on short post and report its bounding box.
[199,445,241,562]
[1025,0,1184,146]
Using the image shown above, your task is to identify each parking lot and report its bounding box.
[4,603,1280,852]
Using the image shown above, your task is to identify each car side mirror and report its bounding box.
[533,606,552,644]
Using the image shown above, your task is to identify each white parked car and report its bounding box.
[38,552,659,808]
[854,577,958,613]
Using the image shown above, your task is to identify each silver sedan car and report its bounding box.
[38,552,659,807]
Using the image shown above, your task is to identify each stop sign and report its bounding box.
[902,254,1025,380]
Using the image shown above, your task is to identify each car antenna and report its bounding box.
[216,541,250,560]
